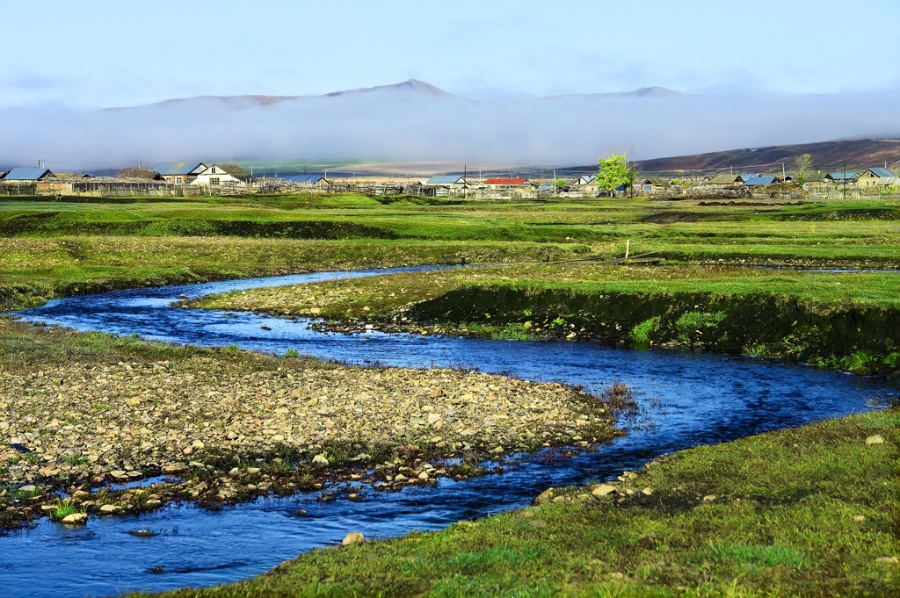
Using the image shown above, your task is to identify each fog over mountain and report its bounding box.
[2,80,899,170]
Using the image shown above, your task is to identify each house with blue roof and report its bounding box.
[825,171,858,183]
[155,162,206,185]
[857,167,899,188]
[743,175,781,187]
[424,175,466,186]
[2,167,54,181]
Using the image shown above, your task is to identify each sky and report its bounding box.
[1,0,899,170]
[2,0,899,108]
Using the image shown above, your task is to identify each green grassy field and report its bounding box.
[1,194,897,312]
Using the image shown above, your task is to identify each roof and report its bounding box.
[708,174,744,185]
[156,162,205,175]
[3,167,53,181]
[117,167,160,180]
[744,175,778,186]
[826,172,858,180]
[865,167,896,178]
[483,177,527,185]
[283,174,325,184]
[425,175,464,185]
[576,176,595,184]
[642,178,670,186]
[210,163,251,180]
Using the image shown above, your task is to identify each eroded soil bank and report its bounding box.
[191,265,900,377]
[407,284,900,376]
[0,319,619,532]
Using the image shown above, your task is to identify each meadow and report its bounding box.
[2,192,898,595]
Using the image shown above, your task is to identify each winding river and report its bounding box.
[3,267,893,597]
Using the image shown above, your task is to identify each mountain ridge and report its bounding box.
[108,79,683,109]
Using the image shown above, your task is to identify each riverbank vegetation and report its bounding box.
[143,407,898,597]
[192,263,900,376]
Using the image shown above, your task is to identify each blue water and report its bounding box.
[2,267,893,597]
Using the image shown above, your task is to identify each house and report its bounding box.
[424,175,466,186]
[641,178,671,193]
[705,174,744,186]
[192,163,252,188]
[856,167,899,188]
[2,167,54,181]
[283,174,330,189]
[743,175,781,187]
[155,162,206,185]
[825,171,858,184]
[116,167,161,180]
[575,175,595,186]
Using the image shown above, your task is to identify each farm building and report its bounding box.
[282,174,330,189]
[743,175,781,187]
[156,162,207,185]
[193,164,252,189]
[705,174,745,187]
[825,171,858,184]
[856,167,899,187]
[116,168,161,180]
[641,178,671,193]
[2,167,54,181]
[424,175,466,187]
[424,175,467,196]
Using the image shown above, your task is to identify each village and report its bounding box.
[1,159,899,200]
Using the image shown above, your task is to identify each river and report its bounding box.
[2,267,893,597]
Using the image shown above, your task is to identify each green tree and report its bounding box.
[597,154,635,196]
[792,153,813,185]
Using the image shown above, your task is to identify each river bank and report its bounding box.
[190,264,900,377]
[142,406,899,597]
[0,319,619,533]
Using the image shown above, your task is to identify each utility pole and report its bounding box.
[464,164,467,199]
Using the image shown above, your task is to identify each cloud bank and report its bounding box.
[2,87,899,171]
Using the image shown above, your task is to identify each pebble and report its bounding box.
[592,484,617,497]
[61,513,87,525]
[341,532,365,546]
[0,347,616,531]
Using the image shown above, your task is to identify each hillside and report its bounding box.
[628,138,900,175]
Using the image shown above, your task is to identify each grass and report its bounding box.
[51,499,79,521]
[139,407,898,597]
[1,194,897,312]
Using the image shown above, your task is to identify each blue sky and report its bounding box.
[2,0,899,108]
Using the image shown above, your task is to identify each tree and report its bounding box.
[792,153,813,185]
[597,154,635,197]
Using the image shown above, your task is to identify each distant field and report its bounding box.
[1,194,897,312]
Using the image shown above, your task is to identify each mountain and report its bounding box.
[628,138,900,174]
[323,78,460,99]
[113,80,678,110]
[544,86,682,100]
[110,79,465,110]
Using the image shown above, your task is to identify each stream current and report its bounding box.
[2,267,893,597]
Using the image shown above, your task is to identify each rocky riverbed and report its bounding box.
[0,324,619,532]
